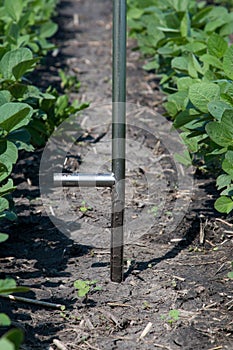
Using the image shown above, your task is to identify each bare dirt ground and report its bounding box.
[0,1,233,349]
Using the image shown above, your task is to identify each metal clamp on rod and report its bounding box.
[54,173,115,187]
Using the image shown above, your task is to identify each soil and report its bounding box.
[0,1,233,349]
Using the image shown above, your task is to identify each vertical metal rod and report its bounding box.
[111,0,126,283]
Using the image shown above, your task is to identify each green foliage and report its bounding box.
[74,279,102,299]
[0,0,88,224]
[128,0,233,213]
[0,278,29,350]
[161,309,180,325]
[227,261,233,279]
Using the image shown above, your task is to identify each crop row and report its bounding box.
[128,0,233,214]
[0,1,88,348]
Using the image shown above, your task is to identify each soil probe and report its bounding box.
[54,0,126,283]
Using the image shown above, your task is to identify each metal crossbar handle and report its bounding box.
[53,0,126,283]
[54,173,115,187]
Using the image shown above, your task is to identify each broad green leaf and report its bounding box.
[8,129,33,151]
[13,58,40,80]
[0,140,7,154]
[174,110,197,128]
[0,142,18,182]
[180,12,190,37]
[2,329,24,350]
[0,278,28,295]
[222,159,233,177]
[0,313,11,326]
[189,83,220,113]
[0,179,15,196]
[2,211,17,221]
[166,0,189,11]
[39,21,58,38]
[200,54,222,70]
[74,280,88,290]
[143,60,159,71]
[214,196,233,214]
[205,18,226,33]
[0,48,33,80]
[0,91,11,106]
[220,185,233,196]
[0,162,8,181]
[207,33,228,58]
[227,271,233,278]
[127,8,144,19]
[188,54,203,78]
[216,174,232,190]
[184,42,206,54]
[0,233,9,243]
[0,278,16,293]
[0,198,9,212]
[77,286,90,298]
[172,56,188,72]
[207,101,231,120]
[4,0,23,22]
[174,150,192,166]
[207,147,227,156]
[0,103,32,133]
[0,338,14,350]
[206,122,233,148]
[223,46,233,80]
[225,150,233,164]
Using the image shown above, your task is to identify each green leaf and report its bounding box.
[177,77,197,92]
[13,58,40,80]
[0,179,15,196]
[206,122,233,148]
[172,56,188,72]
[214,196,233,214]
[223,46,233,80]
[185,41,206,54]
[0,198,9,212]
[0,48,33,80]
[0,142,18,182]
[188,54,203,78]
[4,0,23,22]
[0,278,16,293]
[220,185,233,196]
[8,128,33,151]
[0,233,9,243]
[174,150,192,166]
[227,271,233,278]
[0,338,14,350]
[216,174,232,190]
[189,83,220,113]
[0,278,28,295]
[222,159,233,177]
[174,110,196,128]
[143,60,159,71]
[225,150,233,164]
[207,33,228,58]
[2,329,24,350]
[0,103,32,133]
[180,11,190,37]
[207,101,231,120]
[77,286,90,298]
[0,313,11,326]
[169,309,180,321]
[200,54,222,69]
[0,91,11,106]
[39,21,58,38]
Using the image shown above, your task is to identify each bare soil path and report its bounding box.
[0,1,232,349]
